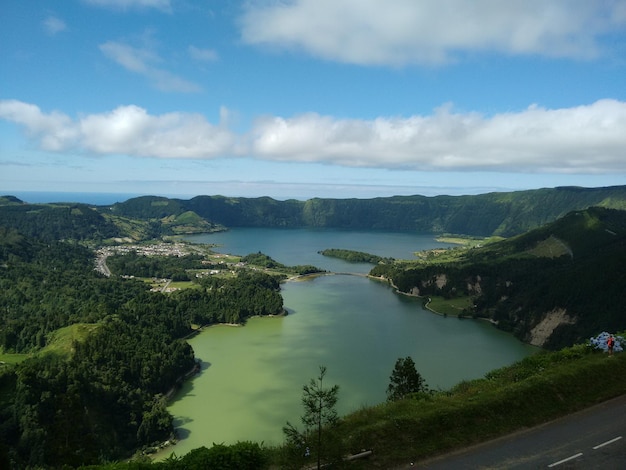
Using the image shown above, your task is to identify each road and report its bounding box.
[95,253,111,277]
[405,394,626,469]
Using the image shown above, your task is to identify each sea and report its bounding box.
[3,191,158,205]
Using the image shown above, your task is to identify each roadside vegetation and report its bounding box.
[336,343,626,468]
[282,366,341,469]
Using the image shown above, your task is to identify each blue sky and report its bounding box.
[1,0,625,201]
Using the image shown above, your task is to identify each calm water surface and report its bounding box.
[185,228,456,273]
[163,229,537,457]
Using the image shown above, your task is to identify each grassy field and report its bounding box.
[408,235,505,265]
[526,235,572,258]
[40,323,100,358]
[425,295,475,316]
[0,353,29,365]
[435,235,505,247]
[0,323,99,366]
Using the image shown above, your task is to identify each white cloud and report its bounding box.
[0,100,78,151]
[189,45,219,62]
[43,16,67,36]
[83,0,171,12]
[249,100,626,173]
[100,40,202,92]
[0,101,236,158]
[240,0,626,65]
[1,99,625,174]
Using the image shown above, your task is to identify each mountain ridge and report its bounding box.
[3,185,626,241]
[109,184,626,238]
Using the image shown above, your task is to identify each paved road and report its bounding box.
[403,394,626,469]
[95,253,111,277]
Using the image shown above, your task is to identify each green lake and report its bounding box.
[161,229,537,458]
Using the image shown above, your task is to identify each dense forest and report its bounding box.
[0,228,284,468]
[106,251,207,281]
[370,207,626,349]
[0,200,121,242]
[319,248,389,264]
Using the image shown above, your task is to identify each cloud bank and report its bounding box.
[1,99,625,173]
[240,0,626,65]
[0,101,234,158]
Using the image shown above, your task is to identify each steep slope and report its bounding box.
[371,207,626,349]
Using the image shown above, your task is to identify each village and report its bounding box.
[94,241,250,293]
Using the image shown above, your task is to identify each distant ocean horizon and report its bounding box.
[1,191,308,205]
[2,191,156,205]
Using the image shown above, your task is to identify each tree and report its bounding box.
[283,366,340,469]
[137,395,172,445]
[387,356,428,401]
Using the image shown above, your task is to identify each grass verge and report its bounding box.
[337,345,626,468]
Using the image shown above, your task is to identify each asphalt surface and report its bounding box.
[399,394,626,469]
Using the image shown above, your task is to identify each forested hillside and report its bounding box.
[108,185,626,237]
[0,230,284,467]
[371,207,626,349]
[0,201,121,241]
[3,185,625,241]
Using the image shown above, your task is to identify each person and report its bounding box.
[607,335,615,356]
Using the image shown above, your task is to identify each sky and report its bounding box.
[1,0,626,201]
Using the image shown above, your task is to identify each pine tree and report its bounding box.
[387,356,428,401]
[283,366,340,469]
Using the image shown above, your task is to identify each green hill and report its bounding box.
[109,185,626,237]
[371,206,626,349]
[0,195,23,205]
[0,196,222,241]
[0,200,121,242]
[108,195,187,219]
[0,229,283,468]
[3,185,626,241]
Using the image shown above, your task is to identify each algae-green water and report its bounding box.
[162,229,536,457]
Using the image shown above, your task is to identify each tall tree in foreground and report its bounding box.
[283,366,340,469]
[387,356,428,401]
